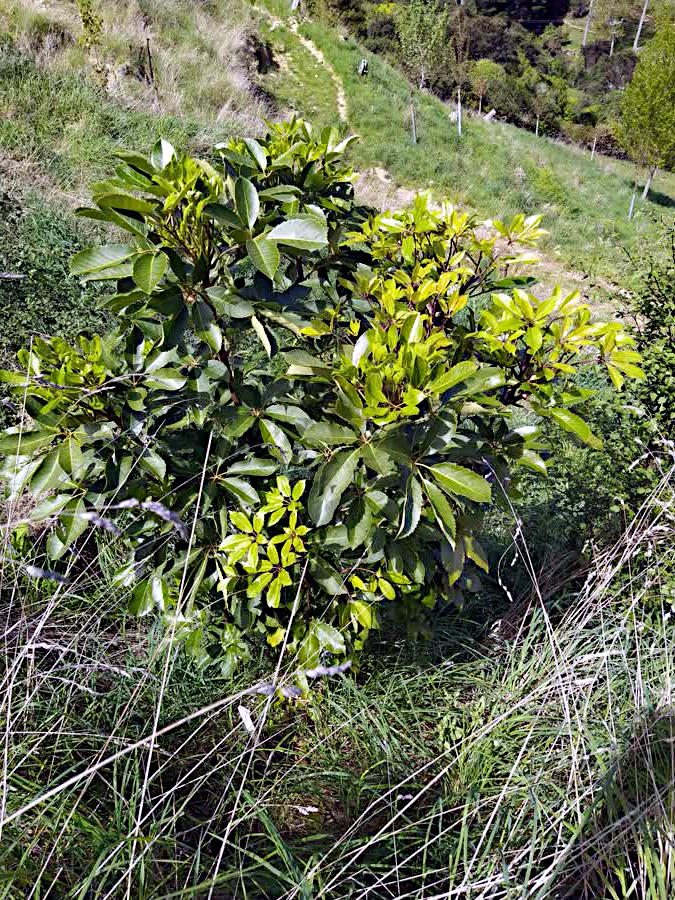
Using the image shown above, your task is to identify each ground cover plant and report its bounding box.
[1,451,673,896]
[0,119,643,682]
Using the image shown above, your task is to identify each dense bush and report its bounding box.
[0,119,642,679]
[625,224,675,435]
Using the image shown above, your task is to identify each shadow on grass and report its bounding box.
[648,188,675,210]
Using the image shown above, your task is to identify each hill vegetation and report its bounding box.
[1,1,675,897]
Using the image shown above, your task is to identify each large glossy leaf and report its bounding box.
[243,137,267,171]
[265,404,314,430]
[251,315,272,357]
[226,457,278,477]
[309,557,348,596]
[31,493,73,522]
[427,361,479,394]
[222,477,260,506]
[267,217,328,251]
[139,448,166,481]
[218,407,256,439]
[0,430,56,455]
[133,252,168,294]
[452,367,505,399]
[308,449,360,526]
[193,302,223,353]
[114,150,155,175]
[60,498,89,548]
[258,185,301,202]
[235,178,259,230]
[259,418,292,464]
[143,368,187,391]
[207,286,254,318]
[312,620,346,654]
[96,193,156,215]
[30,450,68,494]
[428,462,492,503]
[423,479,457,543]
[303,422,359,447]
[549,408,603,450]
[75,206,148,239]
[285,350,332,377]
[58,438,83,475]
[246,235,280,280]
[203,203,241,228]
[70,244,137,277]
[346,495,373,549]
[398,475,423,539]
[151,138,176,170]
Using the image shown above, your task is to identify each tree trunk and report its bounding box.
[478,94,482,115]
[582,0,595,48]
[641,166,656,200]
[591,132,597,160]
[535,115,539,137]
[410,94,417,145]
[457,88,462,138]
[610,32,615,57]
[634,0,649,52]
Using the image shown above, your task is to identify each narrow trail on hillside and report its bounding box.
[287,19,348,122]
[256,8,619,306]
[259,6,349,123]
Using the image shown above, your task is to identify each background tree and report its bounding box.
[616,24,675,211]
[470,58,505,113]
[395,0,451,90]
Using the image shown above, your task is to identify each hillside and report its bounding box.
[2,3,675,898]
[2,0,674,289]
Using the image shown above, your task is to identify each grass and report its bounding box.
[0,49,227,194]
[259,17,337,133]
[0,175,111,371]
[1,459,674,896]
[1,0,268,131]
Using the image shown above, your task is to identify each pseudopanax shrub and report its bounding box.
[0,118,643,679]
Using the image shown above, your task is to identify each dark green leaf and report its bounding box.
[246,235,280,280]
[428,463,491,503]
[308,449,360,526]
[267,217,328,251]
[70,244,137,277]
[303,422,359,447]
[549,408,603,450]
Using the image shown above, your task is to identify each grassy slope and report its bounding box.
[259,5,675,283]
[0,1,253,361]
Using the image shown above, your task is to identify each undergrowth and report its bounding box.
[1,452,673,897]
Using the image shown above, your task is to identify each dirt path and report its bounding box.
[287,18,348,122]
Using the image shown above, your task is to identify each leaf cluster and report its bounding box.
[0,117,642,679]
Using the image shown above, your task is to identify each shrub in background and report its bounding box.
[0,118,642,679]
[622,223,675,436]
